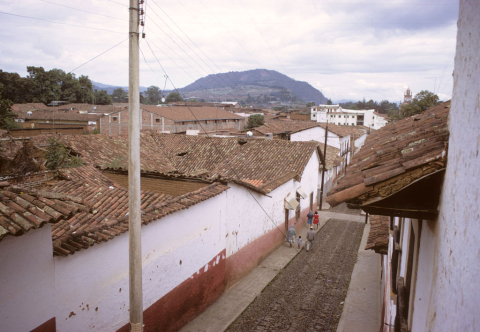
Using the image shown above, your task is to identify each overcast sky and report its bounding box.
[0,0,459,103]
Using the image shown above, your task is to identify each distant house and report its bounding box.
[99,106,246,135]
[311,104,388,129]
[14,109,103,132]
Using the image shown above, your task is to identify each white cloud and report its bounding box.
[0,0,459,102]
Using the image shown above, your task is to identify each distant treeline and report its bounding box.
[0,67,112,105]
[339,99,399,114]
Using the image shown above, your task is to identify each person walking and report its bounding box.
[306,226,315,251]
[313,211,320,229]
[307,210,314,227]
[287,225,296,248]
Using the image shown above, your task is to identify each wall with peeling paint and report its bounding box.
[0,225,56,332]
[53,191,228,332]
[415,2,480,331]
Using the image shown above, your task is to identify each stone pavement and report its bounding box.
[180,210,372,332]
[336,222,382,332]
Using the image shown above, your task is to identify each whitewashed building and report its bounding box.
[326,12,480,329]
[0,133,323,332]
[311,104,388,130]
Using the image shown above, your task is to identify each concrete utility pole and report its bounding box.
[319,121,328,210]
[128,0,143,331]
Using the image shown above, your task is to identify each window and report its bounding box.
[155,118,160,123]
[112,117,118,121]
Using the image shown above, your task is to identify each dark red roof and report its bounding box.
[365,215,389,254]
[0,185,91,242]
[49,180,228,256]
[326,101,450,207]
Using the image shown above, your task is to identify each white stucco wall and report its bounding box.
[290,126,324,144]
[0,226,56,332]
[53,191,228,332]
[225,150,319,256]
[354,133,367,149]
[418,3,480,331]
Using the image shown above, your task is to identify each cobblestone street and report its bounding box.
[226,219,364,332]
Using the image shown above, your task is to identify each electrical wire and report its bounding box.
[0,10,125,34]
[67,38,129,74]
[145,8,249,103]
[148,0,248,96]
[38,0,128,21]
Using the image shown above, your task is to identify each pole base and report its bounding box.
[130,323,143,332]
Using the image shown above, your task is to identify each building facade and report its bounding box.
[310,104,388,130]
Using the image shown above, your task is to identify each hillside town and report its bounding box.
[0,1,478,332]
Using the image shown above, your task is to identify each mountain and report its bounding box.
[91,69,328,106]
[180,69,328,105]
[92,81,149,94]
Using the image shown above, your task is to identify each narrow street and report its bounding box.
[226,219,364,332]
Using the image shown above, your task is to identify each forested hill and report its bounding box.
[181,69,327,105]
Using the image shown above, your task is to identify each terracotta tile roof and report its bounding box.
[167,102,231,108]
[318,123,366,138]
[11,103,48,112]
[31,132,321,195]
[326,101,450,207]
[319,145,341,170]
[365,215,389,254]
[152,134,322,194]
[49,181,228,256]
[31,133,177,174]
[0,184,92,242]
[0,137,45,175]
[55,165,120,188]
[140,106,245,122]
[254,120,319,135]
[15,109,103,122]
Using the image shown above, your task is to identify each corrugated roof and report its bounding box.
[326,101,450,207]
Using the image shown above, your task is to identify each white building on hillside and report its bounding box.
[310,104,388,130]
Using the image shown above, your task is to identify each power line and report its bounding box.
[68,38,129,74]
[145,6,249,103]
[197,0,264,69]
[148,0,247,97]
[238,0,291,77]
[0,10,125,34]
[38,0,128,21]
[105,0,128,7]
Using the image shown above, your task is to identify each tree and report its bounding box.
[246,114,264,129]
[400,90,439,117]
[93,89,113,105]
[111,88,128,103]
[165,91,183,103]
[144,86,162,104]
[44,137,83,170]
[306,102,315,107]
[27,66,63,104]
[0,88,20,129]
[326,99,333,105]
